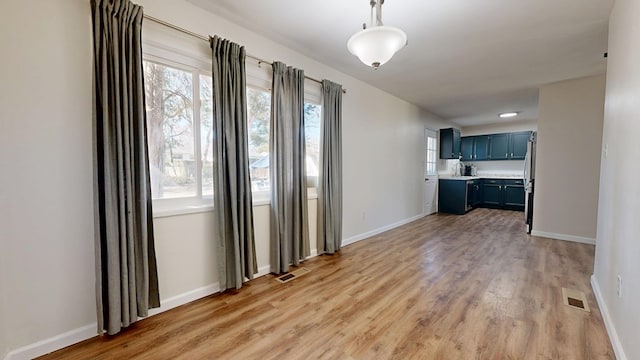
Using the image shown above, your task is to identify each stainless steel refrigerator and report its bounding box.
[524,132,537,234]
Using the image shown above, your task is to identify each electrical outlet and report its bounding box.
[604,143,608,159]
[617,275,622,298]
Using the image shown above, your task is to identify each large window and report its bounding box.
[143,60,213,202]
[304,103,321,187]
[247,87,271,192]
[246,89,322,193]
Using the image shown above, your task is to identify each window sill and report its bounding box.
[251,188,318,207]
[153,204,214,218]
[153,189,319,218]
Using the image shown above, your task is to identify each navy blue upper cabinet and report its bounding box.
[461,135,489,161]
[440,128,461,159]
[461,137,474,161]
[508,132,531,160]
[460,131,531,161]
[474,136,490,160]
[489,133,509,160]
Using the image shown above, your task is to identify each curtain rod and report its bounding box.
[144,15,347,94]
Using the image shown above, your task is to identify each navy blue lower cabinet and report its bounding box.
[482,179,503,207]
[438,179,468,215]
[503,179,525,210]
[480,179,525,211]
[439,178,524,215]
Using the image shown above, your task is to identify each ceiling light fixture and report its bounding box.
[499,112,519,118]
[347,0,407,70]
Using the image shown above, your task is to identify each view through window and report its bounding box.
[247,87,271,192]
[144,60,321,204]
[246,88,322,192]
[304,103,321,187]
[143,60,212,200]
[426,135,437,176]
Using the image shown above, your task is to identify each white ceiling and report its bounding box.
[187,0,612,127]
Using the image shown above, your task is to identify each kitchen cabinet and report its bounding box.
[465,131,531,161]
[439,128,461,159]
[503,179,525,208]
[508,132,530,160]
[461,136,489,161]
[438,179,468,214]
[475,136,490,160]
[438,178,524,215]
[489,134,509,160]
[481,178,525,210]
[461,137,474,161]
[482,179,503,206]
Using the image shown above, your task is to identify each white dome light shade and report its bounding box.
[347,26,407,69]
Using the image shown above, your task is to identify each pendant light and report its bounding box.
[347,0,407,69]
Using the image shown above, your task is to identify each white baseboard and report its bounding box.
[4,323,97,360]
[147,283,220,317]
[4,226,395,360]
[5,282,221,360]
[4,247,327,360]
[591,275,627,360]
[256,265,271,278]
[530,230,596,245]
[342,214,424,247]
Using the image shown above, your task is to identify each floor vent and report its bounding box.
[276,267,311,283]
[562,287,590,312]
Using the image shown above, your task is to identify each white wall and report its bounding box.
[1,1,95,358]
[593,0,640,358]
[532,75,605,242]
[0,0,453,357]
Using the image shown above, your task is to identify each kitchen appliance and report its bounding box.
[464,165,477,176]
[524,132,537,234]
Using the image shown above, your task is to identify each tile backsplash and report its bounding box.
[439,159,524,177]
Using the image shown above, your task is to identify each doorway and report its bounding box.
[424,128,438,215]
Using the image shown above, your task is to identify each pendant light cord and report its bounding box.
[369,0,384,27]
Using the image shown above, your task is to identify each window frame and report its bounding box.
[142,24,321,215]
[143,55,214,217]
[426,134,438,176]
[303,100,322,192]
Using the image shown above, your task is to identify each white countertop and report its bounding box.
[439,174,524,180]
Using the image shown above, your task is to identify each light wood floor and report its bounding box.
[40,208,614,359]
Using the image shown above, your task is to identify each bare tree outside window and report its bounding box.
[247,88,271,192]
[304,103,321,187]
[144,61,196,199]
[200,74,214,197]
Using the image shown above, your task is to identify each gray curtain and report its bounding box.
[270,62,310,273]
[91,0,160,336]
[210,36,257,291]
[318,80,343,254]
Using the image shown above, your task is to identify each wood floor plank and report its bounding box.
[38,208,615,359]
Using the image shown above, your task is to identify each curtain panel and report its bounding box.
[91,0,160,335]
[270,62,310,274]
[318,80,343,255]
[210,35,258,291]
